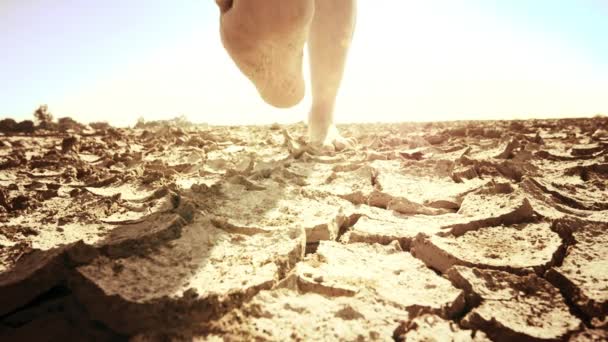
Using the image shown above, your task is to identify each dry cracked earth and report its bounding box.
[0,115,607,341]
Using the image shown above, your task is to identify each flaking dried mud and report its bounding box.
[1,116,608,340]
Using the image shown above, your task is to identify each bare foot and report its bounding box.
[308,120,356,152]
[217,0,313,108]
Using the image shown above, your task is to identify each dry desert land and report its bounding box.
[0,115,607,341]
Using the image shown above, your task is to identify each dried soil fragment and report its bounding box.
[425,133,448,145]
[85,183,157,202]
[341,208,453,249]
[283,161,336,186]
[446,266,581,341]
[394,314,490,342]
[520,177,581,219]
[204,288,410,341]
[494,138,520,159]
[452,165,480,182]
[295,241,465,318]
[98,190,179,224]
[521,177,608,221]
[312,164,378,205]
[530,177,608,211]
[571,143,605,156]
[546,222,608,328]
[97,213,186,258]
[412,222,563,275]
[343,191,536,250]
[208,182,350,242]
[372,160,485,214]
[71,217,304,334]
[442,192,535,236]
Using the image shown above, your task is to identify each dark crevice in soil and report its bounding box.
[541,220,592,330]
[305,242,319,255]
[440,277,480,334]
[422,262,445,278]
[0,286,70,326]
[544,240,568,274]
[336,213,363,242]
[544,273,593,329]
[0,285,126,341]
[404,251,480,334]
[370,168,379,188]
[546,217,578,268]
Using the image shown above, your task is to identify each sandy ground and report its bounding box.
[0,116,607,341]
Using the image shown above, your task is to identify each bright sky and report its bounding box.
[1,0,607,126]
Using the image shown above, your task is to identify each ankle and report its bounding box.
[309,103,335,122]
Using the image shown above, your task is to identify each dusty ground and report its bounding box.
[0,115,607,341]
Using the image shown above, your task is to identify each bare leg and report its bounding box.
[216,0,314,108]
[216,0,357,149]
[308,0,357,150]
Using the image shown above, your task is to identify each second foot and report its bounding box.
[218,0,313,108]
